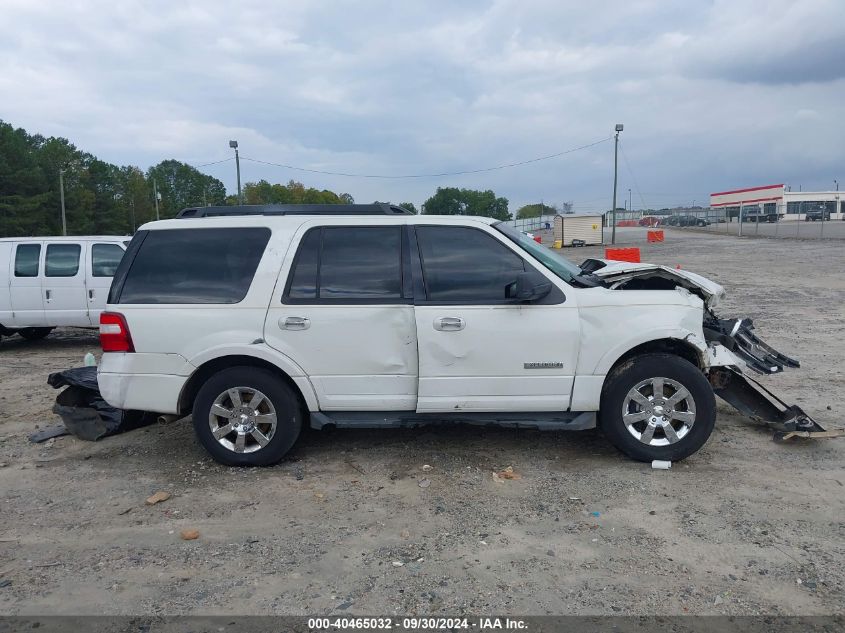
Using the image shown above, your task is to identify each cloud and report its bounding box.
[1,0,844,211]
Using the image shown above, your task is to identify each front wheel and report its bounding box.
[192,366,302,466]
[599,353,716,462]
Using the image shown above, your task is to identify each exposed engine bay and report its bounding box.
[580,258,841,440]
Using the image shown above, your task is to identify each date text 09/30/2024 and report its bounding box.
[307,617,528,630]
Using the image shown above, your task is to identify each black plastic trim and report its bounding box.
[177,204,413,218]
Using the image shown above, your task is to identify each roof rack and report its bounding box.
[176,204,414,218]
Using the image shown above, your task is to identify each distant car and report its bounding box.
[639,216,660,227]
[805,209,831,221]
[670,215,710,227]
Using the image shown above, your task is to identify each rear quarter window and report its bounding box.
[115,227,271,304]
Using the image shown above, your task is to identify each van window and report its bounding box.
[284,226,403,302]
[92,243,125,277]
[116,228,271,304]
[14,244,40,277]
[45,244,81,277]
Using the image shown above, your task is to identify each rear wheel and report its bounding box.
[192,366,302,466]
[599,353,716,462]
[18,327,54,341]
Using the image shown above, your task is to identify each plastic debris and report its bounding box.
[652,460,672,470]
[145,491,171,505]
[391,561,404,567]
[590,511,600,517]
[83,352,97,367]
[421,464,432,471]
[28,425,70,443]
[418,478,431,488]
[493,466,521,483]
[180,529,200,540]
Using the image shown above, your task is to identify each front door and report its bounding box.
[412,224,581,413]
[42,242,89,327]
[9,242,46,327]
[264,223,418,411]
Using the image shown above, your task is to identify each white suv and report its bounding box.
[97,204,819,466]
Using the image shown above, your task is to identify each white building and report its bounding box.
[709,184,843,221]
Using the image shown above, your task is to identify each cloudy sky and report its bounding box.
[2,0,844,211]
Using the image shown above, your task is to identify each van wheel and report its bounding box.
[192,367,302,466]
[18,327,54,341]
[599,353,715,462]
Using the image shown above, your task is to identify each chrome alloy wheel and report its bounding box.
[208,387,277,454]
[621,377,696,446]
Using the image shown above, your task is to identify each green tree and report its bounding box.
[516,202,557,219]
[422,187,510,220]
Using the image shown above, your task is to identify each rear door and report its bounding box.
[85,241,126,324]
[263,223,418,411]
[43,242,89,326]
[9,242,46,327]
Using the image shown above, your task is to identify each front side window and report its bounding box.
[14,244,40,277]
[45,244,81,277]
[91,243,125,277]
[285,226,403,302]
[117,227,270,304]
[416,226,526,302]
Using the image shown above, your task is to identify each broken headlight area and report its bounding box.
[704,314,799,375]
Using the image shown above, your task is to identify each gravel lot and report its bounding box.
[0,229,843,616]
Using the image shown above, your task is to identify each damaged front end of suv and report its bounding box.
[581,258,839,440]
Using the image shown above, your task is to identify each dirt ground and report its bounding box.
[0,229,843,617]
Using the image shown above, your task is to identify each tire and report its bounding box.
[18,327,54,341]
[599,353,716,462]
[192,366,303,466]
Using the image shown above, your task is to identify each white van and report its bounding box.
[0,236,128,343]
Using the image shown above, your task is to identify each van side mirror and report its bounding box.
[505,271,552,302]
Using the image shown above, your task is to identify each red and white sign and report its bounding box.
[710,184,784,208]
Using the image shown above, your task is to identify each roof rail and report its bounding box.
[176,204,414,218]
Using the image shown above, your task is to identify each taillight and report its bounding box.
[99,312,134,353]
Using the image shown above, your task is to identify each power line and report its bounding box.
[237,137,613,180]
[618,141,647,210]
[193,157,234,168]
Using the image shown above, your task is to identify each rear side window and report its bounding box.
[14,244,40,277]
[117,228,271,304]
[45,244,81,277]
[285,226,403,302]
[91,243,125,277]
[416,226,526,302]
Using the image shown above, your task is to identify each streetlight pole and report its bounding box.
[628,188,632,214]
[835,179,839,191]
[59,169,67,236]
[611,124,623,245]
[230,140,242,204]
[153,179,160,220]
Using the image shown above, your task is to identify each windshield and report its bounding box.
[493,222,584,284]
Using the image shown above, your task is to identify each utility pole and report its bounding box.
[611,124,623,244]
[835,179,839,191]
[628,188,632,214]
[230,140,242,204]
[59,169,67,236]
[153,179,160,220]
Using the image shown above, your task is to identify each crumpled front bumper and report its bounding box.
[703,316,843,439]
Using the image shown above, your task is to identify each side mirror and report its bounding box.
[506,271,552,302]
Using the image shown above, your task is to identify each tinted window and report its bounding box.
[91,243,125,277]
[285,226,402,301]
[416,226,525,302]
[287,229,320,300]
[117,228,270,304]
[45,244,81,277]
[14,244,40,277]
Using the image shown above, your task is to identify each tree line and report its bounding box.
[1,120,576,236]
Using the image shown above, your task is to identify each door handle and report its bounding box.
[88,289,95,300]
[45,289,52,302]
[280,316,310,331]
[434,316,465,331]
